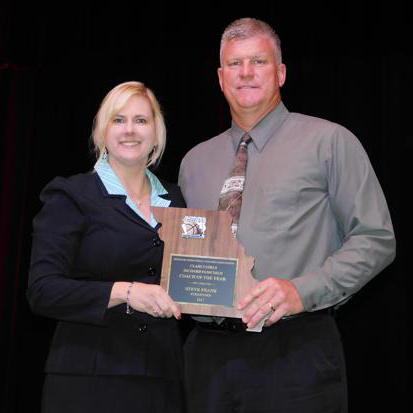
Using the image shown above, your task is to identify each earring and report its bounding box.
[102,147,108,160]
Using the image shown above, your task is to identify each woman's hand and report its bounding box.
[109,281,181,320]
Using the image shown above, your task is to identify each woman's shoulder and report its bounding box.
[40,171,99,200]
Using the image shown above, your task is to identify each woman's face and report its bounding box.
[105,95,157,169]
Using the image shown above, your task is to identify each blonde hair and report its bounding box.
[220,17,282,64]
[91,81,166,168]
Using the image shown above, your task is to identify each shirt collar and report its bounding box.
[94,157,170,227]
[230,101,289,152]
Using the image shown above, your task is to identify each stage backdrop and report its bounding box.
[0,1,410,412]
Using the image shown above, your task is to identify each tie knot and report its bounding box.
[239,133,252,147]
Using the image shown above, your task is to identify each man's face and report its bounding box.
[218,35,286,117]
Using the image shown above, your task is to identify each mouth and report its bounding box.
[119,141,141,147]
[237,85,258,89]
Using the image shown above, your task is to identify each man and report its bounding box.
[178,17,395,413]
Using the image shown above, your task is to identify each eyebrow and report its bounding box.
[114,113,147,117]
[227,52,268,61]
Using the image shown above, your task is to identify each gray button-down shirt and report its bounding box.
[178,102,396,311]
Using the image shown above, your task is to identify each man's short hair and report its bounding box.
[220,17,282,64]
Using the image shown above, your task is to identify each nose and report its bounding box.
[124,119,134,134]
[240,61,254,78]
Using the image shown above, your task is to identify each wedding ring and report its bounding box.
[153,310,158,316]
[268,302,275,312]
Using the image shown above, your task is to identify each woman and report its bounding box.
[27,81,186,412]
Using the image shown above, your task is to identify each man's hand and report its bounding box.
[237,277,304,328]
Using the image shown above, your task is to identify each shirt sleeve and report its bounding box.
[292,126,396,311]
[178,157,189,201]
[26,178,113,326]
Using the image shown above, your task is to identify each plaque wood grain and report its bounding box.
[153,207,256,318]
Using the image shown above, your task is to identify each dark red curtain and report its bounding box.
[0,64,44,411]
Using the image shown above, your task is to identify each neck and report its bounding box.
[108,159,149,198]
[231,97,281,132]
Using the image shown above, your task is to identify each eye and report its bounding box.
[228,60,241,67]
[252,59,265,64]
[135,117,147,124]
[113,117,124,124]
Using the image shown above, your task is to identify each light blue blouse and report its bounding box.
[94,157,170,228]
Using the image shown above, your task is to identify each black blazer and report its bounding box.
[27,171,186,380]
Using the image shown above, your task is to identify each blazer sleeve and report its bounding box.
[27,177,113,326]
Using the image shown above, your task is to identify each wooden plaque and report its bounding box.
[153,207,256,319]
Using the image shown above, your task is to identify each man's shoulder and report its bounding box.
[288,111,342,132]
[288,111,362,152]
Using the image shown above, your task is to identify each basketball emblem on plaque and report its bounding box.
[181,216,206,239]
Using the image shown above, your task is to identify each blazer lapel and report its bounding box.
[93,173,158,233]
[158,193,172,203]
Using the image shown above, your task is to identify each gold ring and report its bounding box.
[268,302,275,312]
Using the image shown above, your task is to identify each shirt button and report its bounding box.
[138,324,147,333]
[152,237,161,247]
[148,266,156,276]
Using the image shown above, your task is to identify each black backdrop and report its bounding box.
[0,1,410,412]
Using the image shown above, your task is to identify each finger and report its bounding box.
[237,281,269,310]
[143,285,171,318]
[157,296,174,318]
[151,303,163,317]
[244,303,273,328]
[264,306,286,327]
[258,292,291,326]
[242,290,274,324]
[248,281,291,321]
[170,300,181,320]
[172,305,181,320]
[152,309,159,317]
[159,291,181,320]
[132,284,181,319]
[242,301,270,325]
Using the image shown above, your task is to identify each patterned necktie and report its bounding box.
[219,133,252,235]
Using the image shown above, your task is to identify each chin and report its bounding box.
[234,94,262,107]
[237,100,262,110]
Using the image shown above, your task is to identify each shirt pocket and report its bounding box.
[251,185,298,232]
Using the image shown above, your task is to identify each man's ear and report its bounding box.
[277,64,287,87]
[218,67,223,91]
